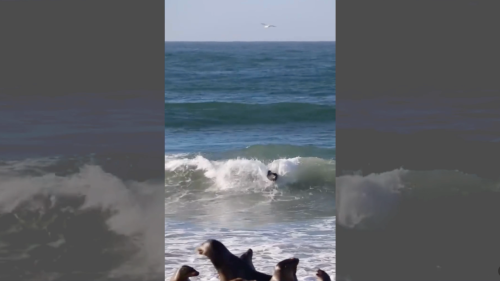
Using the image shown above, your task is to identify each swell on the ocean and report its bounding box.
[0,158,163,281]
[222,144,336,161]
[165,102,336,128]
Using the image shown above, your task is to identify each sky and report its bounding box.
[165,0,335,42]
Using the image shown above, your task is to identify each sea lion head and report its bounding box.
[273,258,299,281]
[241,248,253,260]
[240,248,255,270]
[171,265,199,281]
[180,265,199,277]
[197,239,232,268]
[315,269,331,281]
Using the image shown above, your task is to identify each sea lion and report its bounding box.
[291,259,298,281]
[315,269,331,281]
[240,248,255,270]
[170,265,199,281]
[267,170,278,181]
[197,239,272,281]
[270,258,299,281]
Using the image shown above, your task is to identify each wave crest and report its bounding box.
[0,159,163,281]
[222,144,335,161]
[337,169,500,229]
[165,155,335,192]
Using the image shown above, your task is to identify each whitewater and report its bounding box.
[165,153,335,281]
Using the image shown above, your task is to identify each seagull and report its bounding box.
[261,23,276,28]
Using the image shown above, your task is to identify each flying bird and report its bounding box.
[261,23,276,28]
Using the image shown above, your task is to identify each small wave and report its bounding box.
[222,144,335,161]
[165,155,335,193]
[165,102,335,128]
[0,158,163,281]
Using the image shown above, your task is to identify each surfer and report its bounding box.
[267,170,278,182]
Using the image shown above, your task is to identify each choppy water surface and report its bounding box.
[165,42,336,280]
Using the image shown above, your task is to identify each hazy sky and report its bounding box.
[165,0,335,42]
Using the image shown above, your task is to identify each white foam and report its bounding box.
[166,156,287,191]
[0,159,164,280]
[336,168,499,230]
[165,155,333,192]
[336,169,405,229]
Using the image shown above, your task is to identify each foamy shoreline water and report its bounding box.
[165,153,335,280]
[165,218,335,281]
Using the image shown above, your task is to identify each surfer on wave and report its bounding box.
[267,170,279,182]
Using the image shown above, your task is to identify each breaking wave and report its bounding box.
[165,155,335,192]
[0,157,163,281]
[336,168,500,280]
[337,168,500,229]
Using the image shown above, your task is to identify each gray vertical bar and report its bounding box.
[337,1,500,280]
[0,0,165,280]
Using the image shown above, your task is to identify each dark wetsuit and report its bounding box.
[267,170,278,181]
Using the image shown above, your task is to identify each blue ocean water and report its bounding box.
[165,42,336,280]
[165,42,335,155]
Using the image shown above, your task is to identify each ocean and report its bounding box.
[336,96,500,280]
[0,94,165,281]
[165,42,336,281]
